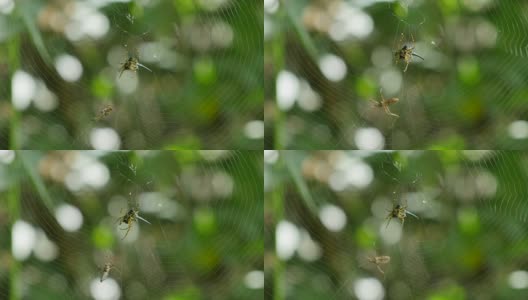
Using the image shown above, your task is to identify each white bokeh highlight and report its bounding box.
[319,204,347,232]
[380,70,402,95]
[12,70,36,110]
[264,150,279,164]
[0,0,14,14]
[380,220,403,245]
[329,4,373,41]
[244,120,264,139]
[90,128,121,150]
[55,54,83,82]
[298,80,322,111]
[65,155,110,191]
[297,230,322,261]
[353,278,384,300]
[355,128,385,150]
[90,277,121,300]
[244,270,264,289]
[33,230,59,261]
[64,2,110,41]
[508,120,528,139]
[319,54,347,82]
[329,156,374,191]
[55,204,84,232]
[276,220,300,260]
[12,220,36,261]
[34,80,59,112]
[276,70,300,111]
[509,270,528,289]
[0,150,15,164]
[264,0,279,14]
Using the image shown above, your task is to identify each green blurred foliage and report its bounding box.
[0,150,263,299]
[265,150,528,299]
[264,0,528,149]
[0,0,263,149]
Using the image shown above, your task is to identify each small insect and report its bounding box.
[370,89,399,118]
[116,206,151,240]
[119,49,152,78]
[394,33,424,72]
[94,105,113,121]
[100,260,113,282]
[385,202,419,228]
[367,255,391,276]
[99,255,121,282]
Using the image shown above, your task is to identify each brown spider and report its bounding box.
[116,206,151,240]
[99,254,120,282]
[94,105,113,121]
[370,89,399,118]
[100,260,114,282]
[385,202,418,228]
[118,49,152,78]
[394,33,424,72]
[367,255,391,277]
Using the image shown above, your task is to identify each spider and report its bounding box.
[100,260,114,282]
[367,255,391,277]
[370,89,399,118]
[116,206,151,240]
[385,201,418,228]
[94,105,113,121]
[394,33,424,72]
[99,254,119,282]
[118,49,152,78]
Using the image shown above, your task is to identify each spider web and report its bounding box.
[1,0,263,149]
[265,0,524,149]
[265,150,528,299]
[0,150,263,299]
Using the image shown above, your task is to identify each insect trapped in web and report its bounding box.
[118,48,152,78]
[99,254,120,282]
[367,255,391,276]
[115,195,151,240]
[394,32,424,72]
[370,89,400,118]
[94,104,113,121]
[385,199,419,228]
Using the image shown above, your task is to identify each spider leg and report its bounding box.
[369,99,382,108]
[119,68,125,78]
[385,216,392,228]
[115,208,125,224]
[376,264,385,276]
[403,62,409,72]
[383,104,399,118]
[121,222,133,240]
